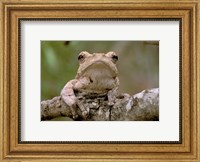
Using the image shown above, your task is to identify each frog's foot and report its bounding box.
[82,110,89,119]
[76,101,89,119]
[107,94,116,106]
[72,114,79,119]
[70,104,79,119]
[60,90,79,120]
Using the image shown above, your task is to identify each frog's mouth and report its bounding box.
[76,60,118,78]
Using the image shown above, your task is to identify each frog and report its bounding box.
[61,51,120,119]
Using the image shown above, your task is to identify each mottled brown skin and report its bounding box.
[61,51,119,119]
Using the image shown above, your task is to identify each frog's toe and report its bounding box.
[108,101,114,106]
[82,111,88,119]
[72,114,79,119]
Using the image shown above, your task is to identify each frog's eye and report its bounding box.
[78,54,84,61]
[78,51,91,63]
[106,52,118,63]
[112,55,118,62]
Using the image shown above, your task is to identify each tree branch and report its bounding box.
[41,88,159,121]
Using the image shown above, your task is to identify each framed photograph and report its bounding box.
[1,0,199,161]
[40,40,159,122]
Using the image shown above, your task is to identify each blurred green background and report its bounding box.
[41,41,159,101]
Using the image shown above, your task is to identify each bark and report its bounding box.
[41,88,159,121]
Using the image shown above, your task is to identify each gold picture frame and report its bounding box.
[0,0,199,161]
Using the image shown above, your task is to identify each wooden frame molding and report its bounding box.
[0,0,199,161]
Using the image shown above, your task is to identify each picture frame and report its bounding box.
[0,0,199,161]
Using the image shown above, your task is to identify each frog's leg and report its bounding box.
[73,77,90,119]
[107,87,118,106]
[61,79,79,119]
[61,77,90,119]
[107,77,119,106]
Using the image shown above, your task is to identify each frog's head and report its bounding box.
[76,51,118,79]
